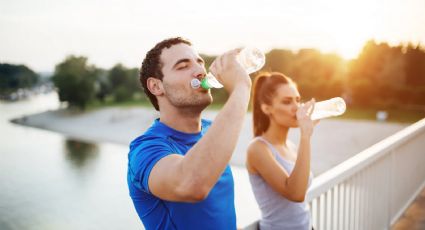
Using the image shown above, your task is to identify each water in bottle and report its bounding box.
[310,97,346,120]
[237,47,266,74]
[190,47,265,90]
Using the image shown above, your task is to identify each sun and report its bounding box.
[309,0,378,60]
[334,34,367,60]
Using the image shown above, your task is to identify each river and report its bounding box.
[0,93,260,229]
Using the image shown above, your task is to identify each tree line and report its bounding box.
[1,40,424,110]
[260,40,425,109]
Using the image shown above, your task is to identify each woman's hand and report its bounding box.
[296,98,319,138]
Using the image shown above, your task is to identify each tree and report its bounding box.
[261,48,345,101]
[347,41,400,107]
[347,41,425,107]
[94,69,110,102]
[263,49,295,74]
[107,64,140,102]
[0,63,39,95]
[51,56,98,110]
[405,44,425,86]
[404,44,425,105]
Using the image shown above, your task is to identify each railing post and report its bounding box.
[338,184,344,230]
[333,185,339,230]
[387,150,395,230]
[312,198,318,229]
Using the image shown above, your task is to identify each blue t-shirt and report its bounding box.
[127,119,236,230]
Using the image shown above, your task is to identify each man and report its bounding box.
[127,37,251,229]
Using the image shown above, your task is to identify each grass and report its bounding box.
[85,93,152,111]
[337,107,425,124]
[87,99,150,110]
[85,97,425,124]
[86,94,228,111]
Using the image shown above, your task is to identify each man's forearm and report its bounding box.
[182,85,251,190]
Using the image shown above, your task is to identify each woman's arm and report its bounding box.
[247,100,316,202]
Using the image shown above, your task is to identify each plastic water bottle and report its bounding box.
[310,97,346,120]
[190,47,266,89]
[237,47,266,74]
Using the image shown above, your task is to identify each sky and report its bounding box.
[1,0,425,72]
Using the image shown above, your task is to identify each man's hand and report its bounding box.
[209,49,252,93]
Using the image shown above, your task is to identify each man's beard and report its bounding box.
[163,81,213,112]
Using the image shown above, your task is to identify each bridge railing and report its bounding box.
[243,118,425,230]
[306,118,425,230]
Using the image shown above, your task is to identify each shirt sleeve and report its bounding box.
[128,136,174,194]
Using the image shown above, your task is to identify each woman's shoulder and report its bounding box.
[247,137,272,159]
[248,137,265,151]
[247,137,273,173]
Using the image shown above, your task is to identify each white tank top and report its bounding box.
[248,136,313,230]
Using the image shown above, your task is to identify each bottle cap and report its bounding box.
[190,79,201,89]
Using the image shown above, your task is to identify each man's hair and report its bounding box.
[139,37,192,111]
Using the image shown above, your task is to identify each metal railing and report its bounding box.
[307,118,425,230]
[243,118,425,230]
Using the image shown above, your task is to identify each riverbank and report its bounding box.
[11,106,408,175]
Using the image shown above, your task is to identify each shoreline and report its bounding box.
[12,107,407,175]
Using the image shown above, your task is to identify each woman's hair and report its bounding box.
[252,72,296,136]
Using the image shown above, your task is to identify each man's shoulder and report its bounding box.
[129,133,171,152]
[128,121,175,158]
[129,119,169,147]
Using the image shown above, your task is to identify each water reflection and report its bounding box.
[0,94,142,230]
[64,139,99,169]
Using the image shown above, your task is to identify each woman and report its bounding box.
[246,72,318,230]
